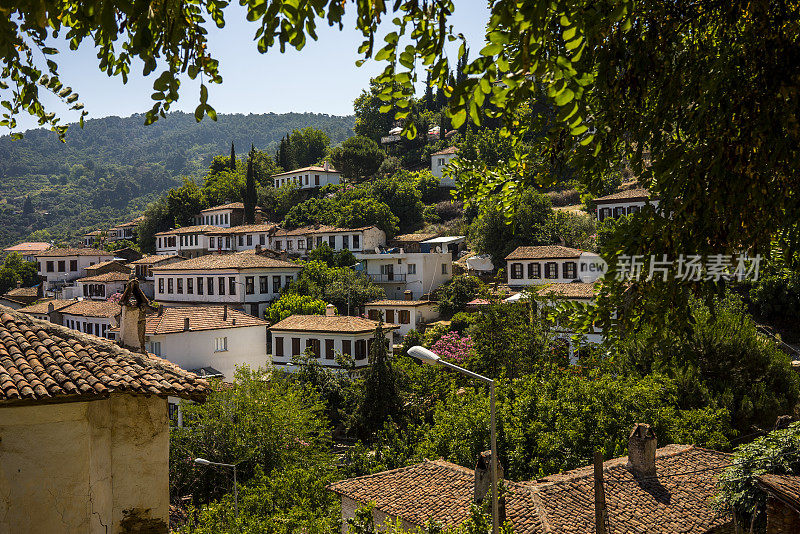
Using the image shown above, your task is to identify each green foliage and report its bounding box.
[436,275,487,318]
[449,312,477,335]
[329,136,385,180]
[717,423,800,525]
[369,174,424,233]
[422,323,450,348]
[749,269,800,323]
[287,260,384,315]
[355,325,403,440]
[266,294,327,324]
[0,253,40,294]
[283,189,399,239]
[353,79,400,143]
[243,146,258,223]
[258,182,304,223]
[276,128,330,170]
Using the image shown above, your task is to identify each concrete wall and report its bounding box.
[595,199,660,220]
[269,330,393,369]
[62,313,115,339]
[358,252,452,299]
[0,393,170,534]
[273,170,340,189]
[364,303,439,337]
[506,258,581,287]
[270,227,386,256]
[149,325,268,381]
[431,152,457,184]
[37,254,116,290]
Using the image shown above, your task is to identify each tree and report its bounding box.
[355,323,402,439]
[166,179,205,227]
[243,146,257,223]
[265,294,327,324]
[329,136,385,181]
[435,275,487,318]
[287,261,384,315]
[230,142,236,172]
[353,80,397,143]
[21,196,32,215]
[335,198,398,238]
[369,175,424,233]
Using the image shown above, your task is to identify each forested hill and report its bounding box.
[0,111,354,248]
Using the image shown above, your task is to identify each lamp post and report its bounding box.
[407,346,499,534]
[194,458,238,519]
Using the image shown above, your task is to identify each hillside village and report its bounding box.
[1,3,800,534]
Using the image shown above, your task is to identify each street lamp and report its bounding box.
[194,458,239,519]
[407,346,499,534]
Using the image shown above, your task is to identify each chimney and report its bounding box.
[223,305,228,321]
[255,208,263,224]
[280,251,288,261]
[16,280,21,288]
[183,317,190,331]
[47,302,55,313]
[474,450,504,504]
[232,318,236,326]
[627,423,657,478]
[117,280,150,353]
[404,290,413,301]
[325,304,336,317]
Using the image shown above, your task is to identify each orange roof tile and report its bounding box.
[60,300,121,318]
[155,225,223,236]
[35,248,115,258]
[505,246,584,260]
[76,272,131,283]
[146,306,266,335]
[270,314,397,334]
[153,251,300,271]
[593,188,653,204]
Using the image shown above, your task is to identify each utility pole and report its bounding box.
[594,450,608,534]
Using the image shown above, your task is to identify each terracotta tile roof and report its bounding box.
[153,251,300,271]
[593,188,653,204]
[269,314,398,334]
[110,215,145,229]
[200,202,246,212]
[130,254,185,265]
[272,225,377,237]
[207,223,279,235]
[392,233,438,243]
[524,445,732,533]
[505,246,584,260]
[85,230,103,236]
[35,248,115,258]
[332,446,731,534]
[86,259,125,270]
[328,460,541,532]
[3,242,51,253]
[4,286,39,299]
[535,282,598,300]
[76,272,132,283]
[432,146,458,156]
[366,299,436,307]
[60,300,121,319]
[17,300,75,315]
[0,307,208,404]
[145,306,267,335]
[758,474,800,511]
[155,225,223,236]
[271,165,339,178]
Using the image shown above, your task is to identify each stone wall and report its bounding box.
[765,496,800,533]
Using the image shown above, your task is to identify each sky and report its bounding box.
[16,3,490,132]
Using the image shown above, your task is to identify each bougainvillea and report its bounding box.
[431,331,473,364]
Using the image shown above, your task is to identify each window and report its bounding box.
[342,340,352,356]
[148,341,162,356]
[273,276,281,293]
[306,237,313,249]
[214,337,228,352]
[218,277,226,295]
[528,263,541,279]
[259,234,266,245]
[316,236,323,247]
[207,277,214,295]
[158,278,164,294]
[224,213,229,225]
[259,276,268,293]
[215,214,219,225]
[352,234,360,249]
[325,339,335,359]
[315,174,320,186]
[225,237,231,249]
[210,237,216,249]
[287,240,293,250]
[613,206,626,218]
[291,338,301,356]
[563,261,577,279]
[58,260,65,272]
[305,175,309,185]
[298,239,305,250]
[274,337,284,357]
[368,309,380,320]
[246,234,252,246]
[407,263,417,275]
[438,157,445,165]
[628,205,640,215]
[69,260,77,271]
[167,278,174,293]
[355,340,367,360]
[275,240,282,250]
[94,323,100,336]
[176,278,183,294]
[545,262,558,279]
[441,263,448,274]
[229,277,237,295]
[238,236,244,247]
[187,277,193,294]
[284,275,293,288]
[399,310,411,324]
[180,235,184,247]
[197,277,204,295]
[245,276,254,295]
[158,237,162,249]
[385,309,395,323]
[329,236,336,248]
[307,338,320,358]
[342,235,349,249]
[511,263,523,279]
[102,324,108,338]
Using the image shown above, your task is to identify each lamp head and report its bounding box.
[407,346,441,366]
[194,458,211,466]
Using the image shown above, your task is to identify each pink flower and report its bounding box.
[431,332,473,363]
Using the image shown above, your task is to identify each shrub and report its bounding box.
[435,200,463,221]
[266,294,327,324]
[450,312,477,334]
[436,275,487,318]
[423,205,441,224]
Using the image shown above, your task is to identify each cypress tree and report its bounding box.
[424,69,434,111]
[243,145,257,223]
[357,321,402,438]
[230,142,236,171]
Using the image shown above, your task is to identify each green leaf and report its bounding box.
[480,43,502,56]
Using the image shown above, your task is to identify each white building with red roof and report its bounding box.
[431,145,458,186]
[271,163,340,190]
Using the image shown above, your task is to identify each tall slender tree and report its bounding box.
[243,145,257,223]
[423,69,434,111]
[356,321,402,438]
[230,142,236,171]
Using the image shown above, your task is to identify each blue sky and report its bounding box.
[17,4,489,132]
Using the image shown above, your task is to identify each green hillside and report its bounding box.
[0,112,354,247]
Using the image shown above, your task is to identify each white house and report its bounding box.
[207,223,279,253]
[152,250,302,318]
[430,146,458,186]
[271,225,386,256]
[142,305,268,381]
[154,225,222,258]
[268,307,397,369]
[594,188,659,220]
[193,201,259,227]
[355,250,452,300]
[533,282,603,363]
[271,163,340,190]
[505,245,603,288]
[16,299,75,321]
[59,299,121,340]
[75,271,131,300]
[82,230,103,247]
[130,254,186,298]
[35,248,117,292]
[364,293,439,337]
[107,215,144,242]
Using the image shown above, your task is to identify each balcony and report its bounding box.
[367,273,407,283]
